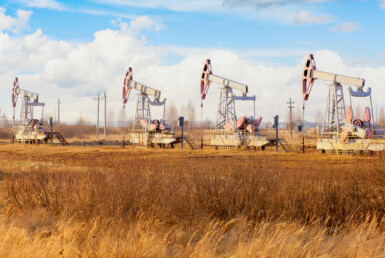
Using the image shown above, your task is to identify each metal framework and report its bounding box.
[200,59,256,130]
[10,77,69,145]
[12,77,45,124]
[200,59,269,150]
[217,88,236,129]
[122,67,177,148]
[123,67,166,130]
[323,83,346,134]
[302,54,371,135]
[301,54,384,154]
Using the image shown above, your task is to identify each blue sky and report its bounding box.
[3,0,385,64]
[0,0,385,122]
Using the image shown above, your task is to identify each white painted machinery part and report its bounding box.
[312,70,365,88]
[125,79,161,101]
[16,88,39,102]
[208,74,248,95]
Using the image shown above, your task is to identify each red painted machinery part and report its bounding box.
[223,122,233,130]
[345,106,353,123]
[353,119,363,128]
[340,130,349,143]
[365,128,372,139]
[12,77,19,108]
[123,67,133,105]
[254,116,262,127]
[363,107,371,123]
[148,123,157,131]
[236,116,246,129]
[200,59,212,100]
[302,54,316,101]
[246,124,255,134]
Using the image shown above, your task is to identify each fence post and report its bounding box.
[274,115,279,152]
[49,117,53,145]
[178,117,184,149]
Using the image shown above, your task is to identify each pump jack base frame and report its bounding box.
[12,125,47,143]
[12,125,69,145]
[128,130,178,148]
[317,138,385,155]
[210,130,270,150]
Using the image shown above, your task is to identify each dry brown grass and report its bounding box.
[0,128,13,140]
[53,124,127,140]
[0,145,384,256]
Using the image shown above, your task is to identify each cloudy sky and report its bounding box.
[0,0,385,124]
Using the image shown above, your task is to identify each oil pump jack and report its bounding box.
[11,77,46,143]
[123,67,177,148]
[302,54,384,154]
[11,77,68,145]
[200,59,269,149]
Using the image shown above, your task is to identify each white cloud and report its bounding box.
[0,8,33,33]
[223,0,327,7]
[331,22,361,33]
[1,23,384,124]
[226,4,332,26]
[91,0,222,12]
[17,0,66,10]
[111,16,164,35]
[23,0,332,27]
[131,16,164,32]
[92,0,328,11]
[76,8,136,19]
[292,10,331,25]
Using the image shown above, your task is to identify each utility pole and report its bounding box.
[96,93,100,139]
[57,99,61,124]
[302,103,305,154]
[287,98,295,137]
[104,92,107,140]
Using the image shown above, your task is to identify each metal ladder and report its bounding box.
[54,132,69,146]
[184,136,201,150]
[279,139,293,152]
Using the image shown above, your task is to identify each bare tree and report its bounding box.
[75,114,87,138]
[200,116,212,129]
[118,109,127,127]
[186,100,195,130]
[286,110,291,130]
[314,109,323,125]
[76,114,87,126]
[127,115,135,129]
[294,105,302,122]
[178,100,196,130]
[379,105,385,123]
[166,101,178,128]
[108,110,115,134]
[43,113,53,122]
[0,115,11,128]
